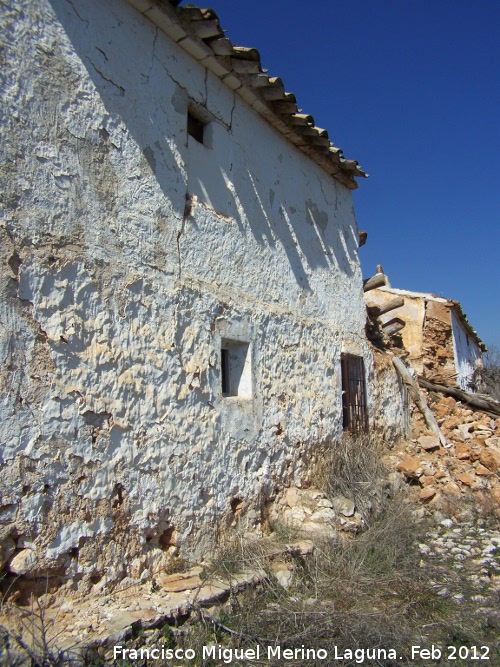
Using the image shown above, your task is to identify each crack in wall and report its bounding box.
[154,55,190,101]
[145,27,158,83]
[95,46,108,62]
[64,0,88,26]
[88,59,125,96]
[176,194,192,281]
[229,92,236,131]
[155,52,232,129]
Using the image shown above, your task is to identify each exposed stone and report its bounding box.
[454,424,472,441]
[419,487,437,501]
[455,443,471,460]
[8,548,37,575]
[337,518,362,533]
[285,540,314,556]
[469,447,482,462]
[443,416,463,431]
[397,458,423,479]
[434,397,457,417]
[490,488,500,505]
[479,447,500,473]
[300,521,334,535]
[418,435,440,451]
[269,562,293,590]
[282,488,300,508]
[158,567,204,592]
[331,496,356,517]
[288,507,308,524]
[475,464,492,477]
[457,473,475,487]
[442,482,461,498]
[310,508,336,523]
[0,538,16,571]
[470,420,492,432]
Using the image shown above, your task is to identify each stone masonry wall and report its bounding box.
[0,0,404,590]
[422,300,456,385]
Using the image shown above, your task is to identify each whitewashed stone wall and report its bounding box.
[0,0,399,586]
[451,311,483,390]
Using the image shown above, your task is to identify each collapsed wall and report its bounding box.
[0,0,407,591]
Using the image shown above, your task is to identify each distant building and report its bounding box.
[367,280,485,390]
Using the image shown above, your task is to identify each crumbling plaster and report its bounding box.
[369,287,483,390]
[450,310,482,391]
[0,0,395,585]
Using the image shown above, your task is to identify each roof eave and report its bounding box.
[124,0,367,189]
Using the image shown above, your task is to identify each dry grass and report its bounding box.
[167,435,500,666]
[314,432,390,522]
[2,435,499,666]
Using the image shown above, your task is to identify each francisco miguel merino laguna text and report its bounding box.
[114,643,400,663]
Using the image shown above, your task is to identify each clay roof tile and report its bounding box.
[130,0,367,188]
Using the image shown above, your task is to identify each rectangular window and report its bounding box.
[341,354,368,432]
[221,339,252,398]
[187,111,206,144]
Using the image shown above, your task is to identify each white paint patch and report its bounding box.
[451,310,482,390]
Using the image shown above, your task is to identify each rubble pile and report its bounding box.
[389,394,500,515]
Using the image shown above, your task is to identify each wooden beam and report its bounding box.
[366,296,404,316]
[363,274,386,292]
[417,377,500,418]
[392,356,447,445]
[382,319,405,336]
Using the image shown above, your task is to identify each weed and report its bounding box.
[161,625,176,650]
[315,433,390,523]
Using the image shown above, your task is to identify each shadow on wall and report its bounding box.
[49,0,358,291]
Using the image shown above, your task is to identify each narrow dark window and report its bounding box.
[187,112,205,144]
[341,354,368,432]
[221,348,230,395]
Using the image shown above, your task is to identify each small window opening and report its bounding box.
[221,339,252,398]
[188,111,206,144]
[221,348,230,395]
[341,354,368,432]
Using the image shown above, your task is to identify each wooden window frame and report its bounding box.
[341,353,368,433]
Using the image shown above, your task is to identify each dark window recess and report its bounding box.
[341,354,368,432]
[187,112,205,144]
[221,348,230,395]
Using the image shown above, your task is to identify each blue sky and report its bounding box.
[204,1,500,350]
